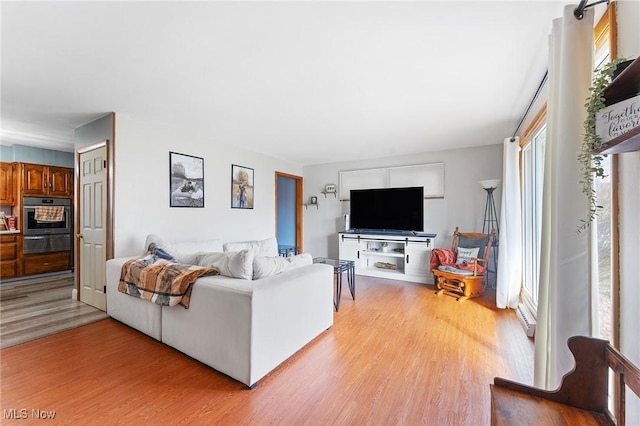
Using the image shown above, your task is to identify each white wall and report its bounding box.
[112,114,302,257]
[112,112,502,260]
[302,144,503,258]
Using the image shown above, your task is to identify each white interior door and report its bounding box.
[78,145,107,311]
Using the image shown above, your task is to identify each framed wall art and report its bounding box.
[231,164,254,209]
[170,152,204,208]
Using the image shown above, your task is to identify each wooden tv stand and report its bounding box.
[338,231,436,284]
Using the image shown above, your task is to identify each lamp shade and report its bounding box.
[479,179,501,189]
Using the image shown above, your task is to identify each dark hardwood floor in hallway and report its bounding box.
[0,272,108,349]
[0,276,534,425]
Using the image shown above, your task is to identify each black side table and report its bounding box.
[313,257,355,311]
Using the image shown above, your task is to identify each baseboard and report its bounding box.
[516,303,536,337]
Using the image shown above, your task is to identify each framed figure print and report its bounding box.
[231,164,254,209]
[170,152,204,208]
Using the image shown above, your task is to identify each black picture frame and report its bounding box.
[170,152,204,208]
[231,164,254,209]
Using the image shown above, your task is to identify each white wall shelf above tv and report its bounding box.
[338,232,436,284]
[339,162,445,201]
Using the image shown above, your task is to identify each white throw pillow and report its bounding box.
[288,252,313,268]
[223,237,278,257]
[456,247,480,264]
[252,253,312,280]
[143,234,196,264]
[173,238,223,254]
[196,250,254,280]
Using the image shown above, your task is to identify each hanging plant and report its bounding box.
[577,57,629,233]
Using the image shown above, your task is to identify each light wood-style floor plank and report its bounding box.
[0,273,108,349]
[0,276,533,425]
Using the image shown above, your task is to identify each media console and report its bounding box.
[338,231,436,284]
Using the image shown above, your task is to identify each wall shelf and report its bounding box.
[303,203,319,210]
[603,58,640,107]
[595,127,640,155]
[594,57,640,155]
[321,191,337,198]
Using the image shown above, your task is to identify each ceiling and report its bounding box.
[1,1,574,166]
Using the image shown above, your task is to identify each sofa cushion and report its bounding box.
[196,250,254,280]
[253,253,313,280]
[144,234,223,265]
[173,238,224,254]
[223,237,278,257]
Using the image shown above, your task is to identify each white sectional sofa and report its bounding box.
[105,236,334,388]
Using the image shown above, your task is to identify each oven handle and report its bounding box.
[24,234,70,240]
[23,235,46,240]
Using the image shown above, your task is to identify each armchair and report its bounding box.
[431,227,494,302]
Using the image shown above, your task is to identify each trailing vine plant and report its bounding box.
[577,57,628,233]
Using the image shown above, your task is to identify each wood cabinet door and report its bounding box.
[0,162,15,205]
[22,252,71,276]
[0,259,19,279]
[22,163,48,196]
[0,234,19,279]
[49,167,73,196]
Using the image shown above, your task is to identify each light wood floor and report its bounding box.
[0,273,108,349]
[0,276,534,425]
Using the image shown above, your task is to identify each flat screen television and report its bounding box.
[349,187,424,232]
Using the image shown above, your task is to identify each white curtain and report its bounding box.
[534,5,595,390]
[496,137,522,309]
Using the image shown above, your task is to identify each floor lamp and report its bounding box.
[479,179,500,286]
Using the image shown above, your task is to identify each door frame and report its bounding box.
[75,140,114,300]
[274,172,303,252]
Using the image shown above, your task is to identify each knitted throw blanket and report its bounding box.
[118,258,218,308]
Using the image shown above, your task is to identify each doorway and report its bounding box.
[275,172,303,252]
[76,142,109,311]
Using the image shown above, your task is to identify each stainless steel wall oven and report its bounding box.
[22,197,72,254]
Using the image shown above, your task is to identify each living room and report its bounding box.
[1,1,640,424]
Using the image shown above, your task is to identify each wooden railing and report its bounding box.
[491,336,640,425]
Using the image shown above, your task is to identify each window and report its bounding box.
[595,154,613,341]
[592,2,618,347]
[593,3,619,417]
[520,112,546,311]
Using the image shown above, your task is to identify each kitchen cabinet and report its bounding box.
[21,163,73,197]
[0,162,16,205]
[0,233,19,278]
[22,251,71,276]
